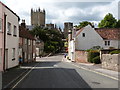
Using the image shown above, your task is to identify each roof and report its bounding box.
[95,28,120,40]
[19,26,35,40]
[76,25,120,40]
[0,1,20,21]
[76,28,84,36]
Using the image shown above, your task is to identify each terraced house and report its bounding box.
[0,1,20,71]
[19,20,36,63]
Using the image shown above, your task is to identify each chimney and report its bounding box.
[21,19,26,28]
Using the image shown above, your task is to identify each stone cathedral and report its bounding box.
[31,8,45,27]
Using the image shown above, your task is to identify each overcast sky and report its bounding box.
[1,0,119,28]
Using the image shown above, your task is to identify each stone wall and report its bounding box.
[101,54,120,71]
[75,50,88,63]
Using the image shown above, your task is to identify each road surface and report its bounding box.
[12,54,118,89]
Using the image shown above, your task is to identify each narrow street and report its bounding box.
[12,54,118,89]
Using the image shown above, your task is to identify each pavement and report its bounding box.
[62,57,119,80]
[2,62,38,89]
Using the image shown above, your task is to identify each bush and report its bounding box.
[88,50,100,63]
[109,50,120,54]
[92,56,101,64]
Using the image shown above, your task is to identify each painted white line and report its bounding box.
[10,63,39,90]
[71,63,119,81]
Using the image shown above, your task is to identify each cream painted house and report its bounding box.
[0,1,20,71]
[75,25,120,50]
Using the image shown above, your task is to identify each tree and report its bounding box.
[116,20,120,28]
[76,21,92,29]
[98,13,117,28]
[30,26,64,53]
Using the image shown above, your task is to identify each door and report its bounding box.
[5,49,8,69]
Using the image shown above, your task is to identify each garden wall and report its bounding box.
[75,50,88,63]
[101,54,120,71]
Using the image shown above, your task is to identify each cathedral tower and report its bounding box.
[31,8,45,27]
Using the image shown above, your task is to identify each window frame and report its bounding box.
[82,33,85,37]
[13,25,17,36]
[7,22,11,35]
[0,18,2,32]
[12,48,15,60]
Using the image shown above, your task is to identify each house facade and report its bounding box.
[0,1,20,71]
[19,20,36,63]
[75,25,120,50]
[75,25,103,50]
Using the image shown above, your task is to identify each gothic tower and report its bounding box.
[31,8,45,27]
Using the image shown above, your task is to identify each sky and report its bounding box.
[1,0,119,29]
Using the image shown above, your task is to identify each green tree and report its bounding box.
[116,20,120,28]
[30,26,64,53]
[76,21,92,29]
[98,13,117,28]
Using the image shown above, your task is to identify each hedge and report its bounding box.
[88,50,100,63]
[109,50,120,54]
[92,56,101,64]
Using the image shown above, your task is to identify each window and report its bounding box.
[13,25,17,36]
[28,54,31,59]
[33,41,36,45]
[25,52,27,59]
[105,41,110,46]
[105,41,107,46]
[108,41,110,46]
[24,39,27,45]
[0,18,2,31]
[7,22,11,34]
[12,48,15,60]
[28,40,31,45]
[82,33,85,37]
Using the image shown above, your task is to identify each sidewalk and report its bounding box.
[2,62,38,89]
[63,57,119,79]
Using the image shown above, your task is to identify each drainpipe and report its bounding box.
[3,13,7,71]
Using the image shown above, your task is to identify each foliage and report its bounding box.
[90,46,101,50]
[116,20,120,28]
[92,56,101,64]
[109,50,120,54]
[30,26,64,53]
[88,50,100,63]
[98,13,117,28]
[76,21,92,29]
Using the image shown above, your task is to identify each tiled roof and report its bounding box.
[76,28,84,37]
[95,28,120,40]
[19,26,35,40]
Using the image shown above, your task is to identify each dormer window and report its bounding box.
[82,33,85,37]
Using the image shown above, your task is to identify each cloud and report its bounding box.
[2,0,118,28]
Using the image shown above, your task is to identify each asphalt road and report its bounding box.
[13,54,118,89]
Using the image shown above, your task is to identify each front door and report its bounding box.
[5,49,8,70]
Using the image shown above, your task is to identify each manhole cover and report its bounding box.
[92,82,100,84]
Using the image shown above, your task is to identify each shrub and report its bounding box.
[92,56,101,64]
[109,50,120,54]
[88,51,100,63]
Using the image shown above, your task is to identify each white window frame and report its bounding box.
[105,41,110,46]
[28,40,31,45]
[12,48,15,60]
[7,22,11,34]
[33,41,36,45]
[28,54,31,59]
[24,39,27,45]
[0,18,2,31]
